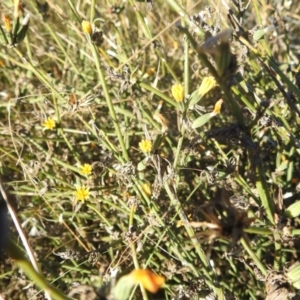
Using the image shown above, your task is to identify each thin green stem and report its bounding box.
[138,82,177,107]
[164,181,224,298]
[45,23,81,75]
[165,0,204,38]
[66,0,82,23]
[90,0,96,22]
[256,162,275,225]
[241,238,267,276]
[8,241,72,300]
[87,36,129,161]
[178,27,245,127]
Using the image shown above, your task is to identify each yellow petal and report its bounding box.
[212,99,223,115]
[198,76,216,97]
[80,163,92,176]
[3,15,11,32]
[14,0,20,18]
[141,182,151,197]
[74,186,90,202]
[139,139,152,153]
[82,20,92,34]
[147,67,155,75]
[129,269,165,293]
[176,220,184,227]
[171,83,184,102]
[42,118,56,130]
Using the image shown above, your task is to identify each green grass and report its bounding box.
[1,0,300,299]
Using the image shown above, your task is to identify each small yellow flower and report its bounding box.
[173,41,178,50]
[139,139,152,153]
[129,269,165,293]
[3,15,11,32]
[75,186,90,202]
[122,190,131,200]
[171,83,184,102]
[81,20,92,34]
[212,99,223,115]
[176,220,184,227]
[141,182,151,197]
[146,67,156,76]
[90,142,97,150]
[14,0,21,18]
[80,163,92,176]
[42,118,56,130]
[198,76,216,97]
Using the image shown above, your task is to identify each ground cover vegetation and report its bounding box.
[1,0,300,299]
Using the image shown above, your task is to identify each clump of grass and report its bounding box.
[1,0,300,299]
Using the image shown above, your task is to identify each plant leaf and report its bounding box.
[284,200,300,218]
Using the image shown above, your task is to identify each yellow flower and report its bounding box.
[211,99,223,115]
[80,163,92,176]
[146,67,155,76]
[171,83,184,102]
[81,20,92,34]
[198,76,216,97]
[90,142,97,150]
[75,186,90,202]
[176,220,184,227]
[42,118,56,130]
[141,182,151,197]
[3,15,11,32]
[139,139,152,153]
[129,269,165,293]
[14,0,21,18]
